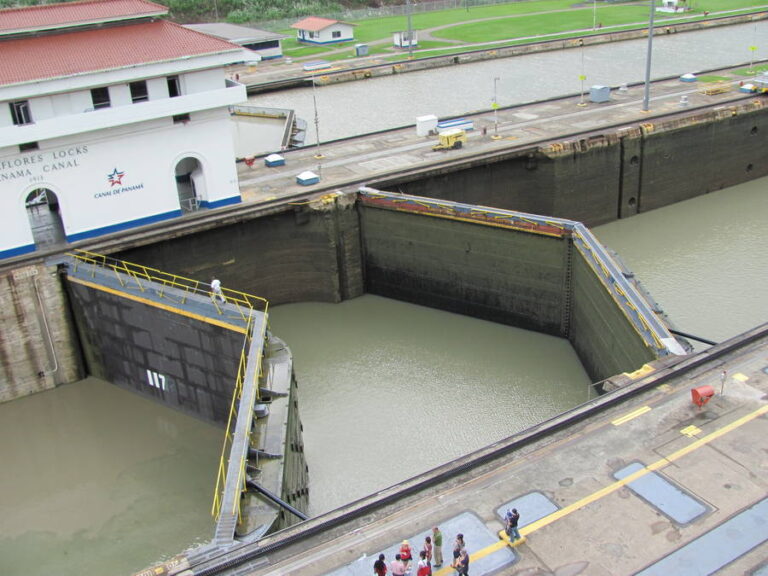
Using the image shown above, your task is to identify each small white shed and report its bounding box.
[291,17,355,44]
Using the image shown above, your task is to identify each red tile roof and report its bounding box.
[0,0,167,34]
[290,17,354,32]
[0,20,242,87]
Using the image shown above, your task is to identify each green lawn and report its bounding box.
[278,0,768,61]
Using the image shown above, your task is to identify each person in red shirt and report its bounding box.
[399,540,413,570]
[416,550,431,576]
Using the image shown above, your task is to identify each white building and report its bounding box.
[185,23,286,61]
[291,17,355,45]
[0,0,248,260]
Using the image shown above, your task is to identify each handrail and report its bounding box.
[65,249,272,531]
[230,313,269,519]
[68,249,269,324]
[212,320,253,520]
[358,189,682,356]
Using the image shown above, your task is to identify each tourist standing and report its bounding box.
[452,534,466,568]
[456,549,470,576]
[432,527,443,567]
[374,553,388,576]
[422,535,433,566]
[390,554,406,576]
[505,508,521,541]
[210,277,226,303]
[399,540,413,570]
[416,550,431,576]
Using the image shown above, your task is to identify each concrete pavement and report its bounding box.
[234,64,762,205]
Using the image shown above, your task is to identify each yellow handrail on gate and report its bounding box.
[67,249,269,322]
[66,249,271,525]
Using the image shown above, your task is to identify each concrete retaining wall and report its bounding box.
[115,194,363,306]
[65,279,245,424]
[377,101,768,227]
[0,263,82,403]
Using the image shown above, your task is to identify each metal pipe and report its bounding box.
[246,479,308,521]
[669,328,718,346]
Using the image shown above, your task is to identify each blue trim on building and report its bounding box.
[66,210,182,243]
[0,243,36,260]
[200,196,241,209]
[260,54,283,60]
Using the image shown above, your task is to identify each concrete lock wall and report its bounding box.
[65,279,245,424]
[360,206,568,335]
[568,251,656,382]
[115,194,363,306]
[0,263,82,403]
[376,102,768,228]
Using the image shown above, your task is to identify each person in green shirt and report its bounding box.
[432,526,443,567]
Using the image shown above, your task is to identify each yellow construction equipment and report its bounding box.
[432,128,467,151]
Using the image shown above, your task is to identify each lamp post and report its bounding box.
[492,77,501,139]
[642,0,656,112]
[311,73,324,159]
[593,0,597,31]
[578,39,587,107]
[406,0,414,59]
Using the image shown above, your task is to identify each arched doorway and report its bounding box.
[174,157,204,214]
[25,188,66,248]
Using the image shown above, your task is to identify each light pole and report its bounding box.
[593,0,597,31]
[578,39,587,106]
[492,77,501,139]
[406,0,414,59]
[311,73,324,159]
[642,0,656,112]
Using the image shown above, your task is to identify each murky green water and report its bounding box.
[0,378,221,576]
[594,178,768,347]
[268,295,590,515]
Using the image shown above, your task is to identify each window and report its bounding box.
[167,76,181,98]
[19,142,39,152]
[173,113,190,124]
[332,30,341,39]
[91,87,111,109]
[129,80,149,103]
[9,100,32,125]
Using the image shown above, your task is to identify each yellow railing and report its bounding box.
[211,321,252,521]
[66,249,272,526]
[68,249,269,323]
[211,311,269,523]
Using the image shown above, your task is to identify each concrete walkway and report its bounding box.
[233,63,760,205]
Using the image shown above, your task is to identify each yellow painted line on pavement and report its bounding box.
[611,405,652,426]
[680,425,702,437]
[433,403,768,572]
[733,372,749,382]
[68,276,248,334]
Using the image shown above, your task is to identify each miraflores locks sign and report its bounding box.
[1,146,89,184]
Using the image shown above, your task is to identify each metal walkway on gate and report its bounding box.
[66,250,270,546]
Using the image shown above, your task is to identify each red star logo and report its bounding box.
[107,168,125,187]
